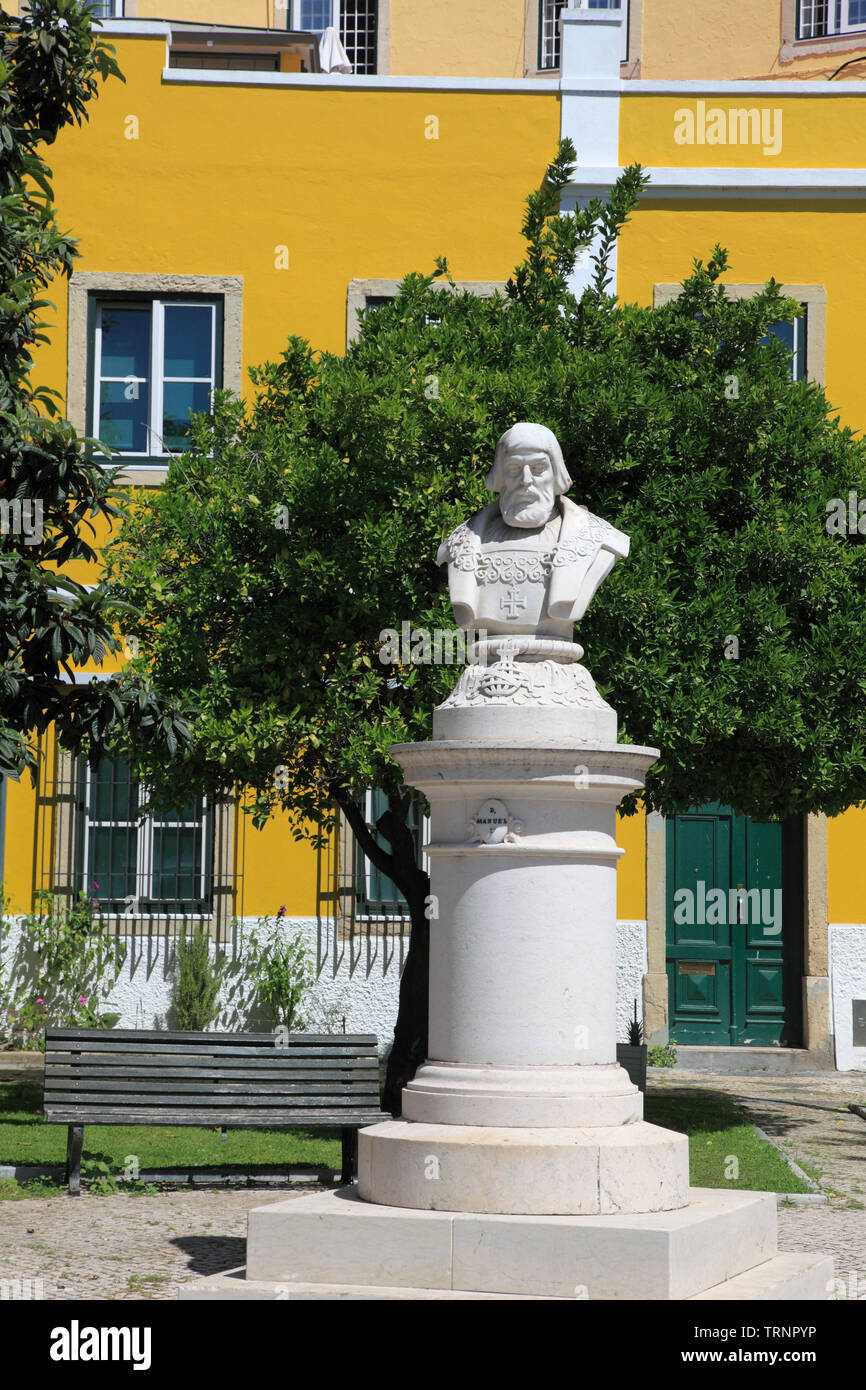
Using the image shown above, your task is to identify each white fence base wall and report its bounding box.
[829,923,866,1072]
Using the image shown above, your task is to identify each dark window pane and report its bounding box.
[98,380,150,453]
[100,305,150,379]
[163,305,213,378]
[162,381,211,450]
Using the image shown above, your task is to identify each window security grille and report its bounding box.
[315,789,425,976]
[539,0,628,70]
[33,743,239,939]
[293,1,378,74]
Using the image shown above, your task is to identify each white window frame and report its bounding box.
[87,0,125,18]
[291,0,339,33]
[92,298,218,459]
[82,765,211,917]
[798,0,866,37]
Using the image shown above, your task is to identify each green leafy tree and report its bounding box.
[0,0,189,782]
[107,140,866,1109]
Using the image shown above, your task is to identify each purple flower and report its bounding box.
[78,996,87,1004]
[276,905,286,918]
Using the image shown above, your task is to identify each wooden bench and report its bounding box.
[44,1027,385,1195]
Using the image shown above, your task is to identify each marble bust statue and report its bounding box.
[437,422,629,646]
[434,423,629,737]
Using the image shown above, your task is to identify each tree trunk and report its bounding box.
[336,788,430,1116]
[382,883,429,1115]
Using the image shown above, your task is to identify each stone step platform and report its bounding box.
[179,1271,549,1299]
[177,1184,832,1301]
[691,1253,834,1301]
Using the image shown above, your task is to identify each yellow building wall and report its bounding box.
[616,809,646,920]
[4,774,40,915]
[620,93,866,169]
[828,810,866,923]
[640,0,782,80]
[388,0,526,78]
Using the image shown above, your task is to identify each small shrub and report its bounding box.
[245,912,314,1032]
[173,928,225,1031]
[648,1040,678,1068]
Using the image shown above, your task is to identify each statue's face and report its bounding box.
[499,447,557,528]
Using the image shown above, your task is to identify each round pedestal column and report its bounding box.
[359,736,690,1215]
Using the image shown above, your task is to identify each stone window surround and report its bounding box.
[645,279,831,1058]
[523,0,642,79]
[653,282,826,388]
[50,743,237,942]
[345,276,506,345]
[780,0,866,64]
[67,272,243,487]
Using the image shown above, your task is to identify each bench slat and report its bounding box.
[45,1065,377,1083]
[46,1080,380,1098]
[46,1029,376,1045]
[43,1061,375,1073]
[44,1089,381,1106]
[44,1108,386,1125]
[45,1041,376,1058]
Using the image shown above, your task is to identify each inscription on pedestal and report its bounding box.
[467,799,524,845]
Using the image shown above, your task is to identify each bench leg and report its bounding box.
[340,1128,357,1186]
[65,1124,83,1197]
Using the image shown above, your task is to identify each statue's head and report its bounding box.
[485,422,573,529]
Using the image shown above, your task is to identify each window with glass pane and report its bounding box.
[93,298,219,458]
[762,309,807,382]
[79,758,211,914]
[798,0,866,36]
[539,0,626,69]
[293,0,378,74]
[354,788,423,915]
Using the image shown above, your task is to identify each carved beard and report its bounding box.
[500,486,557,529]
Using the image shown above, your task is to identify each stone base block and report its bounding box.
[358,1118,689,1215]
[241,1185,817,1301]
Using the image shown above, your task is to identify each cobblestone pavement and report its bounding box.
[0,1187,300,1301]
[650,1068,866,1296]
[0,1070,863,1301]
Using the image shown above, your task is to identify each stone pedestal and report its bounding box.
[358,735,690,1216]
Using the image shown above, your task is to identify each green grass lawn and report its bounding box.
[0,1080,814,1198]
[645,1088,813,1194]
[0,1080,341,1191]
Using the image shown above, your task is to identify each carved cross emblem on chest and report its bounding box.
[500,588,526,619]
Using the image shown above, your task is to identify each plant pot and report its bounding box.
[616,1042,648,1095]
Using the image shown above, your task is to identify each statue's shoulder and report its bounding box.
[437,503,499,567]
[560,497,629,559]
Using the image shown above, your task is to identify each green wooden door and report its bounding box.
[665,805,803,1046]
